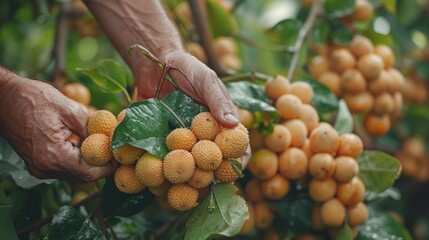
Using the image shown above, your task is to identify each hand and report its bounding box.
[132,49,240,128]
[0,77,115,181]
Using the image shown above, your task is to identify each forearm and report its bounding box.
[83,0,185,68]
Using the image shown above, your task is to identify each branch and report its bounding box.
[286,0,322,80]
[154,212,186,239]
[187,0,226,76]
[221,71,272,83]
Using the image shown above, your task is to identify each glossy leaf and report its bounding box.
[334,100,353,134]
[0,191,18,240]
[330,22,354,46]
[48,206,103,240]
[299,78,339,114]
[337,223,353,240]
[324,0,356,18]
[268,19,302,46]
[185,183,248,240]
[312,20,330,44]
[111,98,170,159]
[9,188,42,229]
[206,0,237,37]
[357,151,401,193]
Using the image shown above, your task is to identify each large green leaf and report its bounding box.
[111,98,170,159]
[337,223,353,240]
[268,19,302,46]
[161,91,207,129]
[0,191,18,240]
[101,176,154,217]
[334,100,353,134]
[312,20,330,44]
[357,151,401,193]
[324,0,356,18]
[356,206,412,240]
[9,188,42,229]
[185,183,248,240]
[77,59,127,93]
[299,78,339,114]
[330,22,354,46]
[47,206,103,240]
[206,0,237,37]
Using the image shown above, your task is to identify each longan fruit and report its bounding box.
[351,0,374,21]
[186,42,207,62]
[363,114,390,136]
[61,82,91,105]
[191,112,220,141]
[187,168,213,189]
[163,150,196,183]
[220,54,242,70]
[214,127,249,159]
[264,124,292,152]
[317,71,341,96]
[249,149,278,180]
[309,125,340,154]
[87,110,117,136]
[240,202,255,234]
[368,70,389,95]
[341,69,366,93]
[375,45,395,69]
[309,153,336,179]
[349,35,374,58]
[320,198,346,227]
[166,128,197,151]
[337,133,363,157]
[214,160,240,183]
[191,140,222,171]
[334,156,359,182]
[254,202,275,230]
[135,153,165,187]
[393,92,403,116]
[283,119,308,147]
[238,108,254,129]
[279,147,308,180]
[347,202,369,226]
[312,203,326,230]
[113,144,145,165]
[387,68,405,93]
[372,93,395,115]
[275,94,303,120]
[301,139,313,159]
[336,177,366,207]
[249,128,266,151]
[343,91,374,113]
[114,165,145,194]
[358,53,384,79]
[245,178,265,203]
[298,104,320,132]
[309,55,330,78]
[290,81,313,104]
[167,183,199,211]
[309,178,337,202]
[403,138,425,158]
[261,174,290,200]
[148,181,170,197]
[213,37,237,57]
[330,48,356,73]
[81,134,112,166]
[265,75,290,100]
[116,109,126,123]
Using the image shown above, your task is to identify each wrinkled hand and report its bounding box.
[0,78,115,181]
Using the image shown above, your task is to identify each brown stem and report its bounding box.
[154,212,186,239]
[221,71,272,83]
[286,0,322,80]
[98,214,110,240]
[187,0,226,76]
[16,192,100,237]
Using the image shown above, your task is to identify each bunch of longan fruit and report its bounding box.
[237,76,368,239]
[396,138,429,182]
[80,110,249,211]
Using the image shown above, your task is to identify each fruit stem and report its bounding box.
[286,0,323,80]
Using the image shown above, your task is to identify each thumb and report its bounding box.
[60,97,88,139]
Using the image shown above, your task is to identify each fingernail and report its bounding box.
[224,113,239,124]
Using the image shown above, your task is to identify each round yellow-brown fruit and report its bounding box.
[214,128,249,159]
[166,128,197,151]
[163,150,196,183]
[113,144,145,165]
[61,82,91,105]
[87,110,117,136]
[249,149,278,180]
[265,75,290,100]
[114,165,145,194]
[264,124,291,152]
[260,174,290,200]
[320,198,346,227]
[148,181,170,197]
[214,160,240,183]
[278,147,308,180]
[81,133,112,166]
[191,140,223,170]
[167,183,199,211]
[187,168,213,189]
[191,112,220,141]
[135,153,165,187]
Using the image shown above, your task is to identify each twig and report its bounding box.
[234,34,295,53]
[286,0,322,80]
[188,0,226,76]
[154,212,186,239]
[221,71,272,83]
[98,214,110,240]
[104,218,119,240]
[16,192,100,237]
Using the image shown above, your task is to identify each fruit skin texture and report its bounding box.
[238,108,254,129]
[318,71,341,96]
[214,160,240,183]
[163,150,196,183]
[81,133,112,166]
[358,53,384,79]
[351,0,374,21]
[265,75,290,100]
[349,35,374,58]
[264,124,292,153]
[374,44,395,69]
[187,168,213,189]
[214,127,249,159]
[114,165,145,194]
[244,178,265,203]
[309,125,340,154]
[337,133,363,157]
[290,81,313,104]
[249,128,265,151]
[331,48,356,73]
[135,153,165,187]
[309,55,330,78]
[275,94,302,120]
[191,140,222,170]
[336,176,366,207]
[191,112,220,141]
[260,174,290,200]
[309,153,336,179]
[254,202,275,230]
[279,147,308,180]
[61,82,91,105]
[113,144,145,165]
[363,114,390,136]
[249,149,278,180]
[309,178,337,202]
[334,156,359,182]
[167,183,199,211]
[343,91,374,113]
[298,104,320,132]
[341,69,366,94]
[87,110,117,136]
[347,202,369,226]
[320,198,346,227]
[148,181,170,197]
[284,119,308,147]
[166,128,197,151]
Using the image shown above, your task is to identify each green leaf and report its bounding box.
[312,20,330,44]
[330,22,354,46]
[230,159,244,178]
[0,191,18,240]
[206,0,237,37]
[77,59,127,93]
[337,223,353,240]
[415,61,429,80]
[268,19,302,46]
[356,206,412,240]
[334,100,353,134]
[324,0,356,18]
[48,206,103,240]
[357,151,401,193]
[101,176,154,217]
[111,98,170,159]
[9,188,42,229]
[382,0,396,14]
[363,27,393,46]
[9,169,55,189]
[299,78,339,114]
[160,91,207,129]
[185,183,248,240]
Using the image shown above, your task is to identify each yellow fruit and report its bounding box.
[114,165,145,194]
[338,133,363,158]
[298,104,320,132]
[187,168,213,189]
[278,147,308,180]
[191,140,222,171]
[245,178,265,203]
[343,91,374,113]
[335,156,359,182]
[116,109,126,123]
[254,202,275,230]
[358,53,384,79]
[135,153,165,187]
[238,108,254,129]
[374,45,395,69]
[363,114,390,136]
[265,75,290,100]
[186,42,207,62]
[191,112,220,140]
[275,94,302,120]
[312,203,326,230]
[220,54,242,70]
[403,138,425,158]
[309,55,330,78]
[214,160,240,183]
[317,71,342,96]
[283,119,308,147]
[260,174,290,200]
[309,153,336,180]
[351,0,373,21]
[264,124,291,152]
[166,128,197,151]
[368,70,389,95]
[372,93,395,115]
[113,144,145,165]
[249,128,266,151]
[163,150,196,183]
[341,69,366,93]
[349,35,374,58]
[320,198,346,227]
[309,125,340,154]
[387,68,405,93]
[290,81,313,104]
[214,128,249,159]
[148,181,170,197]
[87,110,117,136]
[249,149,278,180]
[336,177,366,207]
[347,202,369,226]
[301,139,313,159]
[309,178,337,202]
[81,134,112,166]
[61,82,91,105]
[331,48,356,73]
[167,183,199,211]
[240,202,255,234]
[213,37,237,57]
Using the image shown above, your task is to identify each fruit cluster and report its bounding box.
[396,138,429,182]
[80,110,249,211]
[238,76,368,239]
